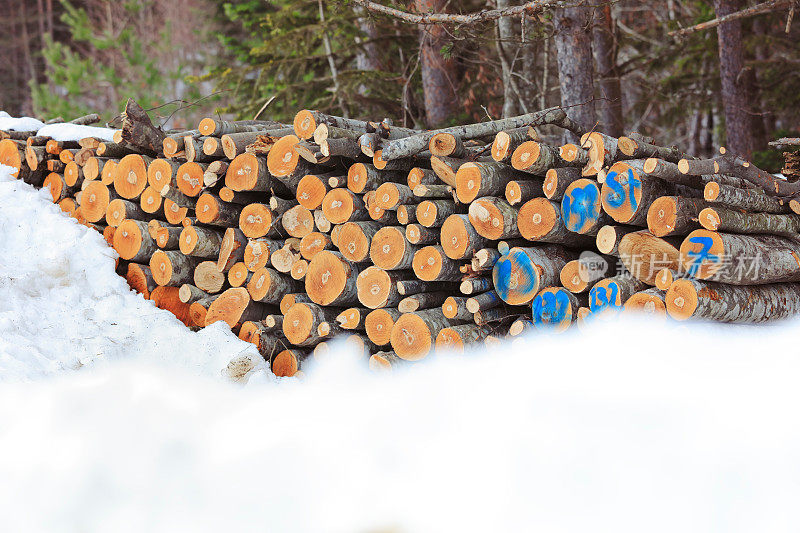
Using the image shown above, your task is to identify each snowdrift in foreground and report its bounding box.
[0,164,263,381]
[2,164,800,532]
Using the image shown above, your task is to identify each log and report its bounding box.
[365,308,402,346]
[623,288,667,318]
[83,157,109,181]
[266,135,313,191]
[380,107,575,161]
[666,279,800,323]
[313,123,362,144]
[199,118,281,137]
[601,161,671,226]
[398,291,450,313]
[179,226,224,258]
[416,199,458,228]
[225,153,271,192]
[338,221,382,262]
[473,306,526,325]
[491,127,531,163]
[336,307,369,330]
[435,324,494,352]
[63,161,84,188]
[559,253,615,293]
[678,154,800,197]
[239,203,281,239]
[460,276,494,295]
[120,99,164,154]
[305,250,361,305]
[80,181,118,225]
[100,159,118,185]
[595,224,637,255]
[704,181,790,214]
[293,110,371,140]
[492,245,576,305]
[646,196,707,238]
[405,223,440,245]
[247,267,300,304]
[616,137,687,162]
[296,173,335,210]
[278,205,314,239]
[163,198,191,226]
[412,245,465,281]
[442,296,473,321]
[369,226,419,270]
[126,263,158,299]
[680,229,800,284]
[467,197,519,240]
[374,183,416,210]
[178,284,209,304]
[272,349,308,377]
[517,197,595,247]
[396,204,417,225]
[455,161,518,203]
[617,230,681,285]
[356,267,410,309]
[139,186,163,215]
[531,287,583,332]
[580,132,618,175]
[588,274,648,315]
[284,302,341,346]
[174,161,207,198]
[194,261,226,293]
[113,154,152,200]
[560,178,609,235]
[244,238,283,271]
[465,290,501,314]
[505,178,543,205]
[216,227,249,274]
[106,198,147,227]
[347,162,402,194]
[406,167,438,189]
[472,248,501,272]
[390,308,461,360]
[279,293,313,315]
[205,287,270,328]
[369,351,402,371]
[195,193,242,227]
[322,188,368,224]
[511,141,572,176]
[113,219,158,262]
[154,225,182,249]
[299,232,333,261]
[150,250,197,286]
[699,206,800,236]
[441,214,490,260]
[221,129,291,159]
[149,286,193,327]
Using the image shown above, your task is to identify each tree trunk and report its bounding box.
[415,0,458,127]
[592,2,623,137]
[713,0,752,159]
[553,5,596,143]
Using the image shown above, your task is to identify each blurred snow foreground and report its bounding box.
[2,163,800,532]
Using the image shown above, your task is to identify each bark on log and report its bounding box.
[646,196,708,238]
[666,279,800,323]
[699,206,800,236]
[113,219,158,262]
[305,250,361,305]
[412,245,465,281]
[322,188,368,224]
[406,223,440,245]
[205,287,269,328]
[543,167,582,200]
[150,250,197,286]
[455,161,518,203]
[617,230,681,285]
[247,267,301,304]
[441,214,490,259]
[365,308,402,346]
[704,181,790,214]
[588,274,648,315]
[416,199,458,228]
[467,197,520,240]
[217,228,248,273]
[196,193,242,227]
[518,197,595,247]
[226,153,271,192]
[505,178,543,205]
[391,308,462,360]
[369,226,419,270]
[179,226,224,258]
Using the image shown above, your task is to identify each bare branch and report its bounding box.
[670,0,794,37]
[350,0,570,25]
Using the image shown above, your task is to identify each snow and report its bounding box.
[1,111,118,141]
[37,123,118,143]
[3,163,800,531]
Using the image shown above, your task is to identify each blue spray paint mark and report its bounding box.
[604,168,641,211]
[589,281,620,313]
[532,289,570,326]
[493,249,538,304]
[562,182,600,232]
[685,235,719,276]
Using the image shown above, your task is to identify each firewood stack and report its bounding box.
[4,99,800,376]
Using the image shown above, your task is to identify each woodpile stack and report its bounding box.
[4,99,800,376]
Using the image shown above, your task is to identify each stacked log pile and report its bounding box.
[4,99,800,377]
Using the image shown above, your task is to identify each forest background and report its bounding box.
[1,0,797,170]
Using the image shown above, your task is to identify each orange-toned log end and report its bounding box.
[149,250,175,286]
[64,162,81,187]
[356,266,393,309]
[390,313,433,361]
[266,134,301,177]
[518,197,557,240]
[322,188,359,225]
[296,174,328,210]
[290,259,308,280]
[140,186,162,214]
[595,225,619,255]
[228,262,250,287]
[646,196,679,238]
[0,139,23,176]
[492,131,513,161]
[113,219,145,260]
[305,251,353,306]
[126,263,155,299]
[374,182,403,210]
[59,198,77,216]
[412,246,446,281]
[454,163,483,203]
[195,193,220,225]
[205,287,252,328]
[81,181,111,223]
[677,159,691,174]
[415,200,441,228]
[179,226,199,255]
[435,328,465,353]
[559,143,580,162]
[284,303,315,345]
[698,208,721,231]
[429,132,458,156]
[226,153,265,192]
[282,205,314,238]
[150,286,193,327]
[467,198,510,240]
[441,296,463,319]
[336,308,363,330]
[654,268,675,291]
[365,309,398,346]
[114,154,149,199]
[679,229,725,280]
[101,160,118,185]
[624,291,667,317]
[665,279,699,321]
[272,349,303,377]
[293,110,317,140]
[542,168,559,198]
[440,215,471,260]
[176,162,204,197]
[238,321,260,345]
[369,227,408,270]
[339,222,373,262]
[198,118,217,137]
[148,159,175,190]
[617,136,637,156]
[164,199,189,226]
[600,162,643,223]
[369,352,397,371]
[703,181,720,202]
[346,162,371,194]
[299,232,330,261]
[510,141,541,171]
[560,260,588,293]
[43,173,64,202]
[239,203,273,239]
[189,301,210,328]
[373,150,391,170]
[105,199,130,228]
[505,181,523,204]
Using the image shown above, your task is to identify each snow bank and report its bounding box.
[1,111,118,141]
[37,123,117,143]
[3,162,800,531]
[0,164,263,381]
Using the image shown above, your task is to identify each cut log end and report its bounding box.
[664,279,698,321]
[390,313,433,361]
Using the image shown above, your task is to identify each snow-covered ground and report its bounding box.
[0,111,117,141]
[2,163,800,532]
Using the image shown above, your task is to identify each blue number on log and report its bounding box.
[589,281,620,313]
[604,168,641,211]
[685,235,719,276]
[562,182,599,232]
[532,289,570,325]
